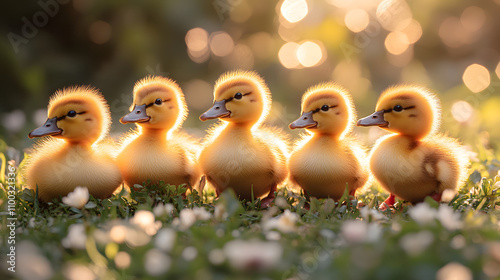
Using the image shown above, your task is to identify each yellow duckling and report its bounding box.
[288,83,369,200]
[117,76,201,189]
[27,87,122,202]
[199,70,288,206]
[357,85,469,208]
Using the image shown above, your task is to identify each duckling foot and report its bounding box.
[379,193,396,211]
[429,193,442,202]
[260,185,277,208]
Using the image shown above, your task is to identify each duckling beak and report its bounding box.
[200,100,231,121]
[289,111,317,129]
[120,104,151,124]
[28,117,62,138]
[357,110,388,127]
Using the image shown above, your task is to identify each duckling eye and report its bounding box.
[67,110,77,117]
[234,92,243,100]
[393,105,403,112]
[321,105,330,111]
[155,99,162,105]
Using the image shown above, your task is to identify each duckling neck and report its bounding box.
[141,128,169,140]
[226,122,254,130]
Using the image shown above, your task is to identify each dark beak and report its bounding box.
[357,110,388,127]
[120,104,150,124]
[289,111,317,129]
[200,100,231,121]
[28,117,62,138]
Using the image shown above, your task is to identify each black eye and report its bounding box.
[67,110,77,117]
[321,105,330,111]
[234,92,243,100]
[155,99,162,105]
[393,105,403,112]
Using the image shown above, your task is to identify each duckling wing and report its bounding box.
[253,125,290,185]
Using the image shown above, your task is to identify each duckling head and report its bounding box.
[120,76,187,132]
[28,86,110,145]
[289,83,355,138]
[357,85,440,139]
[200,70,271,127]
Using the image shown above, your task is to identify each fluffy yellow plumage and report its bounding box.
[358,85,469,207]
[288,83,369,200]
[199,70,288,205]
[26,86,122,202]
[116,76,201,189]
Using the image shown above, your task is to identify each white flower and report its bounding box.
[153,203,174,217]
[441,189,457,203]
[175,207,211,230]
[62,186,89,209]
[155,228,176,252]
[214,203,229,220]
[223,239,283,271]
[399,231,434,256]
[62,224,86,249]
[262,209,299,233]
[437,205,463,230]
[17,241,53,280]
[266,231,281,241]
[360,207,387,221]
[408,203,437,225]
[144,249,171,276]
[341,220,381,243]
[192,207,212,220]
[274,196,288,208]
[130,210,162,235]
[436,262,473,280]
[114,251,131,269]
[182,246,198,261]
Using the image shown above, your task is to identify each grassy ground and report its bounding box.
[0,146,499,280]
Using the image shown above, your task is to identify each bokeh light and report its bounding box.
[385,31,410,55]
[278,42,301,69]
[297,41,324,67]
[402,19,422,44]
[496,61,500,79]
[460,6,486,32]
[183,79,213,110]
[462,64,490,93]
[344,9,370,33]
[115,251,131,269]
[281,0,308,23]
[209,31,235,57]
[451,101,474,123]
[376,0,412,31]
[185,28,210,63]
[222,44,255,69]
[89,21,112,44]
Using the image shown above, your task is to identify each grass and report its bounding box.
[0,147,499,280]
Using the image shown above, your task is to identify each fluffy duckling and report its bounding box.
[288,83,369,200]
[199,70,288,206]
[27,87,122,202]
[357,85,469,208]
[117,76,201,189]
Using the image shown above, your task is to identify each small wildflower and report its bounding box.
[408,203,437,225]
[63,263,95,280]
[114,252,131,269]
[144,249,171,276]
[182,246,198,261]
[399,231,434,256]
[18,241,53,280]
[62,224,86,249]
[178,208,197,230]
[262,209,299,233]
[360,207,386,221]
[192,206,212,220]
[208,249,226,265]
[437,205,462,230]
[62,186,89,209]
[153,203,174,217]
[214,203,229,220]
[441,189,457,203]
[155,228,176,252]
[274,196,288,208]
[436,262,472,280]
[266,231,281,241]
[223,239,283,271]
[130,210,162,235]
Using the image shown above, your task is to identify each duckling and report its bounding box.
[116,76,201,190]
[199,70,288,206]
[288,83,369,200]
[357,85,469,208]
[26,86,122,202]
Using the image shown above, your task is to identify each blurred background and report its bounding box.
[1,0,500,158]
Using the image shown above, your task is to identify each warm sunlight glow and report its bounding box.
[451,101,474,123]
[402,19,422,44]
[384,31,410,55]
[344,9,370,33]
[297,41,324,67]
[281,0,308,23]
[496,61,500,79]
[89,21,112,44]
[463,64,490,93]
[461,6,486,32]
[278,42,301,69]
[376,0,412,31]
[209,31,234,57]
[185,28,208,52]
